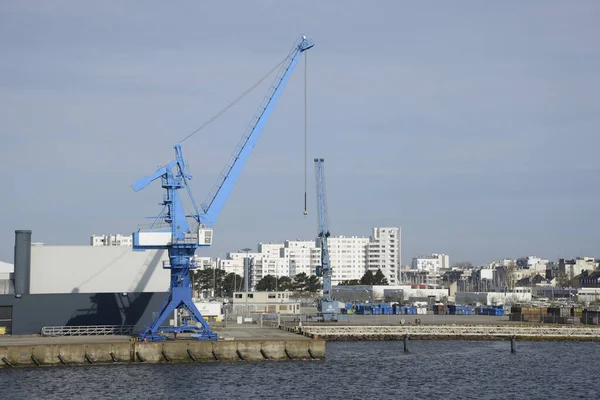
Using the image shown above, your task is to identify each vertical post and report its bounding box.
[403,334,409,353]
[213,267,216,297]
[260,313,263,328]
[14,230,32,296]
[241,248,251,319]
[244,258,249,318]
[511,335,516,353]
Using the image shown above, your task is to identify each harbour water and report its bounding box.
[2,340,599,399]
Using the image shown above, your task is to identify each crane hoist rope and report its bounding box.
[303,51,308,216]
[179,56,288,144]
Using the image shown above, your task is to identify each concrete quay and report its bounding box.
[0,327,324,368]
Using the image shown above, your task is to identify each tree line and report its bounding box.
[191,268,244,298]
[192,269,322,295]
[255,272,321,292]
[193,267,390,297]
[340,269,388,286]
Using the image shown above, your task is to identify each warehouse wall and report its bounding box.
[30,246,170,294]
[0,292,167,334]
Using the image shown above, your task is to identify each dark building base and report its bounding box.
[0,292,168,335]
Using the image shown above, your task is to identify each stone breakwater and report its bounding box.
[294,325,600,342]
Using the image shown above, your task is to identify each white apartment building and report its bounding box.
[192,256,216,270]
[411,253,450,272]
[327,236,370,284]
[214,227,402,288]
[366,227,400,285]
[91,234,133,247]
[217,251,260,277]
[218,243,290,290]
[282,240,320,277]
[559,257,598,278]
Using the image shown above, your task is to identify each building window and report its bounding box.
[235,294,243,299]
[248,294,254,298]
[268,293,276,299]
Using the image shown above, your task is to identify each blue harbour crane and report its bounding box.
[314,158,341,322]
[132,36,314,342]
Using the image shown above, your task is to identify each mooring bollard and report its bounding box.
[403,334,409,353]
[511,336,516,353]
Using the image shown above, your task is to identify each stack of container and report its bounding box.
[447,305,474,315]
[544,307,579,324]
[581,310,600,325]
[380,303,393,315]
[391,305,418,315]
[432,304,447,315]
[416,307,428,315]
[509,306,544,322]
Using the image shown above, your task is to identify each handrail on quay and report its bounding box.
[41,325,135,337]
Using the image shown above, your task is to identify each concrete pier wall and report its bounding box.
[0,339,325,367]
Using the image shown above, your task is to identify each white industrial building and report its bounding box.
[91,234,133,247]
[0,261,14,294]
[411,254,450,272]
[0,261,13,277]
[332,284,448,303]
[232,291,300,314]
[455,288,533,306]
[30,244,169,294]
[577,288,600,304]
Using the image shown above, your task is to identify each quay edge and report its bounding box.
[0,339,325,367]
[297,333,600,342]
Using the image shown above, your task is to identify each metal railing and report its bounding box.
[299,325,600,338]
[41,325,135,337]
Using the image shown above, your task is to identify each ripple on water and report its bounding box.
[1,341,599,400]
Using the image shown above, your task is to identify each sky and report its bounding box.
[1,1,599,266]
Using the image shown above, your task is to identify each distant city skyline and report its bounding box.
[1,1,599,265]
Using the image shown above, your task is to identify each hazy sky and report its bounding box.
[1,1,599,266]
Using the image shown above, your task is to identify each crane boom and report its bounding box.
[200,36,314,227]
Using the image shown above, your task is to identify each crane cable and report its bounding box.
[179,56,288,144]
[303,51,308,216]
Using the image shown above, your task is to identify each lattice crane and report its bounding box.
[132,36,314,342]
[314,158,341,322]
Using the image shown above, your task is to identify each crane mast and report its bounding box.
[131,36,314,342]
[314,158,340,321]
